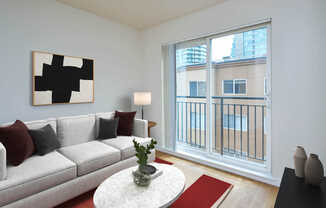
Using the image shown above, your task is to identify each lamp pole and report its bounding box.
[141,105,144,120]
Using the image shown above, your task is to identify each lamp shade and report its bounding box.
[133,92,151,106]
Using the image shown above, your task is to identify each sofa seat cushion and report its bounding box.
[0,151,76,207]
[102,136,152,160]
[58,141,121,176]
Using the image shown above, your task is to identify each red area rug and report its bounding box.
[154,157,173,165]
[55,159,232,208]
[170,174,232,208]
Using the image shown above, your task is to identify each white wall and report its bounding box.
[141,0,326,179]
[1,0,325,181]
[0,0,143,123]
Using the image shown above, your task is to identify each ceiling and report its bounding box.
[57,0,226,30]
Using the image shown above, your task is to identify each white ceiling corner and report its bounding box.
[56,0,227,30]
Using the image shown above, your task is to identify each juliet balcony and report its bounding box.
[176,96,267,164]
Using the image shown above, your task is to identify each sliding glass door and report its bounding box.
[175,39,208,149]
[174,23,270,167]
[210,26,269,164]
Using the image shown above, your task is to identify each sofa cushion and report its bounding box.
[0,120,35,166]
[114,111,136,136]
[95,112,116,138]
[57,114,96,147]
[97,117,119,140]
[58,141,121,176]
[0,151,76,207]
[102,136,152,160]
[28,124,61,156]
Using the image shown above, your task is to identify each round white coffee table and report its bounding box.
[93,163,185,208]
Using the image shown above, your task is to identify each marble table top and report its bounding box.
[93,163,185,208]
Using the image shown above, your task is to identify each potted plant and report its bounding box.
[132,138,157,186]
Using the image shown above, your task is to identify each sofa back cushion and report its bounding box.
[95,112,115,138]
[2,118,57,134]
[57,114,96,147]
[24,118,57,134]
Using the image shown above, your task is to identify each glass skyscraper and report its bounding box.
[176,45,207,68]
[230,27,267,60]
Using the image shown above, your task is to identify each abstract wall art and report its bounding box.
[32,51,94,105]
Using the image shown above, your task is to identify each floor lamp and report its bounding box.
[133,92,151,120]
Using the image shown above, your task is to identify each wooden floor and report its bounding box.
[156,151,278,208]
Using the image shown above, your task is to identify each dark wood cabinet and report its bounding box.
[274,168,326,208]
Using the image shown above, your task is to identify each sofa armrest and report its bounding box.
[0,143,6,180]
[133,119,148,138]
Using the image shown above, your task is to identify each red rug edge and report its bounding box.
[214,183,234,207]
[154,157,173,165]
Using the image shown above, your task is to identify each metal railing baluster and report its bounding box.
[262,106,265,161]
[240,104,242,157]
[215,103,217,153]
[220,98,224,155]
[204,103,207,148]
[233,104,236,154]
[228,104,230,152]
[254,105,257,159]
[195,103,197,147]
[186,102,188,144]
[181,102,184,142]
[247,105,250,158]
[190,103,193,146]
[177,102,179,141]
[199,103,202,147]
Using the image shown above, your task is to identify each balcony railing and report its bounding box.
[176,96,266,163]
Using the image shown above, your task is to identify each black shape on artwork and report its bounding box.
[35,55,93,103]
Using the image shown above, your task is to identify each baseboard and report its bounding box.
[156,147,281,187]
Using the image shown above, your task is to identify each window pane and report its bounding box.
[198,81,206,97]
[235,80,246,94]
[212,27,267,62]
[224,80,233,94]
[189,81,197,96]
[176,40,207,148]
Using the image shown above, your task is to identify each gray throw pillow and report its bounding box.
[28,124,60,156]
[97,117,119,140]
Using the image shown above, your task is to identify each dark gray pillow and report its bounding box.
[97,117,119,140]
[28,124,60,156]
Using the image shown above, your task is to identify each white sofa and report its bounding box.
[0,112,155,208]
